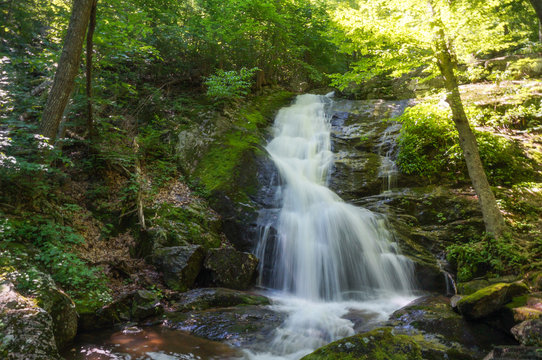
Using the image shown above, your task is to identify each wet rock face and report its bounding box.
[0,281,61,360]
[151,245,205,292]
[165,305,284,349]
[200,248,259,290]
[456,282,529,319]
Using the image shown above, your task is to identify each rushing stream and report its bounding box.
[249,94,415,359]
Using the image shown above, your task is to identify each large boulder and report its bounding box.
[301,327,422,360]
[24,270,77,350]
[165,305,284,349]
[510,319,542,346]
[456,276,520,295]
[304,296,513,360]
[0,280,61,360]
[151,245,205,291]
[387,295,511,359]
[200,248,259,290]
[456,282,529,319]
[174,288,269,311]
[79,289,162,331]
[1,265,77,350]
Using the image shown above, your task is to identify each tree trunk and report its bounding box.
[529,0,542,28]
[41,0,95,141]
[433,25,505,238]
[86,0,97,139]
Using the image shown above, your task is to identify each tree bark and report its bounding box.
[529,0,542,28]
[86,0,97,139]
[432,24,505,238]
[41,0,95,141]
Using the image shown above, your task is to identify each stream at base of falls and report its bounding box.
[64,94,418,360]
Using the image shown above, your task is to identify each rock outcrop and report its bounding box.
[200,248,259,290]
[151,245,205,291]
[0,280,61,360]
[456,282,529,319]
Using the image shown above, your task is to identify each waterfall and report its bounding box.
[249,94,415,359]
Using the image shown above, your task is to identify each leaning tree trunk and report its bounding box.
[529,0,542,29]
[86,0,97,139]
[433,26,505,238]
[41,0,95,141]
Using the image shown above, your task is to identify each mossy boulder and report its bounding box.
[456,276,520,295]
[146,199,223,251]
[79,289,162,331]
[0,280,61,360]
[456,282,529,319]
[151,245,205,291]
[174,288,270,311]
[387,296,509,359]
[1,265,77,350]
[511,319,542,346]
[300,327,423,360]
[31,275,77,350]
[200,248,259,290]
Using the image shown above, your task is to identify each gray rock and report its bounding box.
[165,305,284,349]
[511,319,542,346]
[201,248,259,290]
[483,346,542,359]
[26,270,77,350]
[152,245,205,291]
[2,266,77,350]
[450,294,462,310]
[174,288,270,311]
[0,280,61,359]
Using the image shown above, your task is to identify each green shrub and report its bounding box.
[396,102,534,185]
[204,67,259,105]
[447,233,526,282]
[396,103,461,180]
[0,217,112,308]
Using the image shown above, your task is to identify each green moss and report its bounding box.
[459,283,509,303]
[301,328,423,360]
[151,201,222,249]
[505,295,528,309]
[194,90,294,200]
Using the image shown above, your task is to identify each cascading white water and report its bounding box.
[250,94,415,360]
